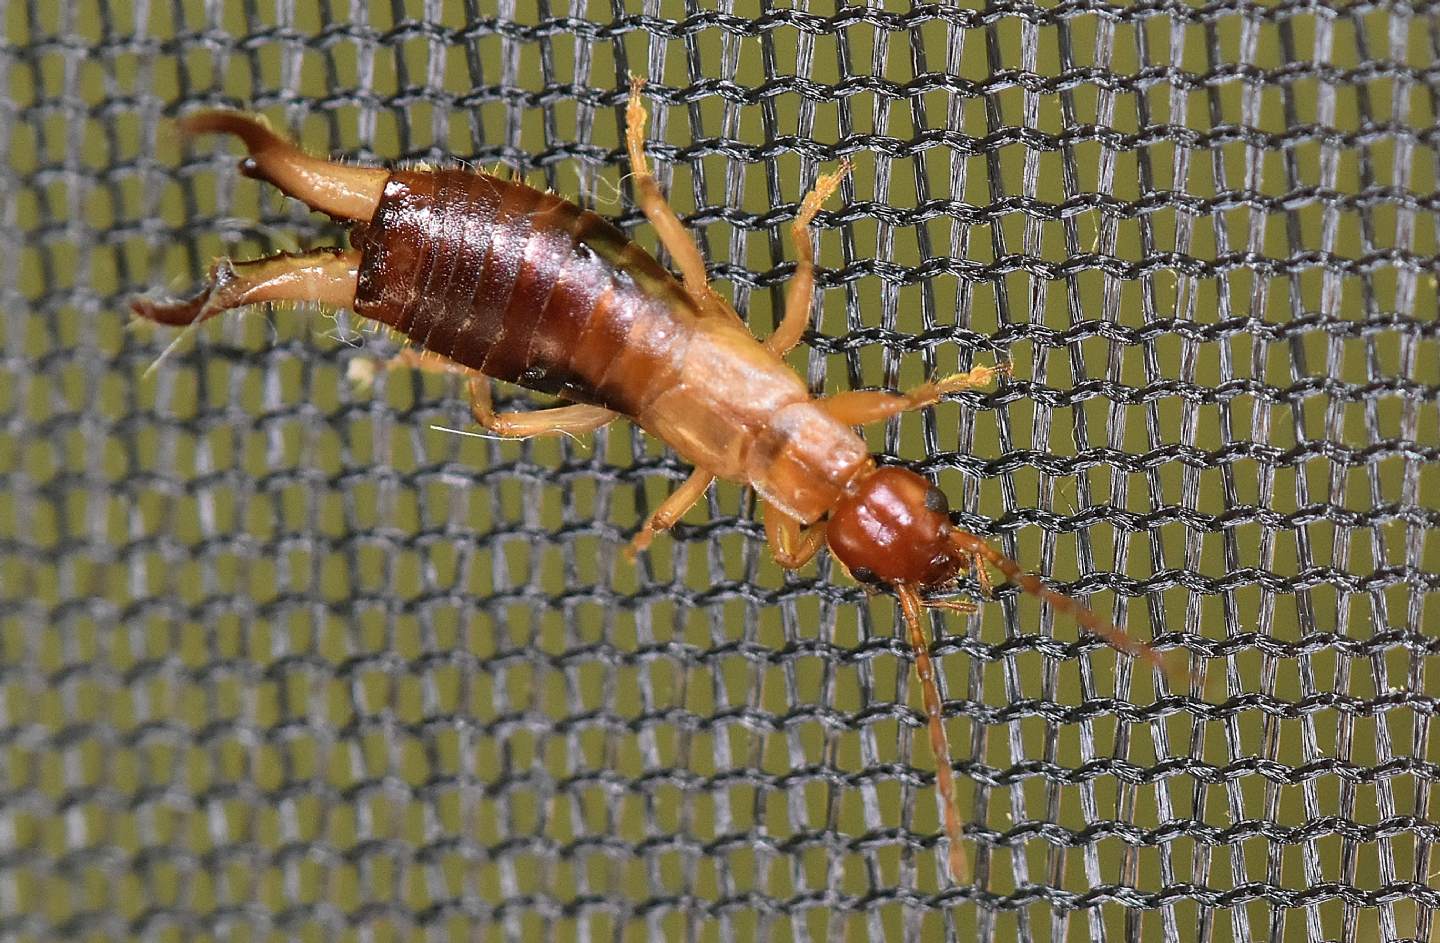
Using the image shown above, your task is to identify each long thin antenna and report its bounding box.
[950,530,1176,681]
[895,583,969,884]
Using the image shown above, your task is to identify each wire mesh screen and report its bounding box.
[4,2,1439,941]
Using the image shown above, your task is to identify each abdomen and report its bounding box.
[351,167,698,418]
[349,166,871,523]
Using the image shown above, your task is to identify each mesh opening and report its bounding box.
[4,3,1439,941]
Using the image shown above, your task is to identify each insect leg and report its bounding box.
[625,78,714,306]
[177,111,388,221]
[925,597,980,615]
[467,376,617,439]
[763,504,826,569]
[625,467,715,559]
[818,362,1010,426]
[347,347,477,391]
[131,248,360,326]
[767,161,851,355]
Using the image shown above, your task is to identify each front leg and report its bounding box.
[764,504,826,570]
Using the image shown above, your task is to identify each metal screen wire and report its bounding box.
[4,2,1438,941]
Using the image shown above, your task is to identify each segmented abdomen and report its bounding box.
[351,167,695,416]
[350,166,871,524]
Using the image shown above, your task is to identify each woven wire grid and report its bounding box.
[3,2,1439,941]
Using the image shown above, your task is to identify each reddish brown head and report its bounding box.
[826,466,966,588]
[825,462,1171,884]
[827,463,1172,677]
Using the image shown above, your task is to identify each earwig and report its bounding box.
[132,83,1170,883]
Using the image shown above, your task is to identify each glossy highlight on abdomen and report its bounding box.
[351,167,696,417]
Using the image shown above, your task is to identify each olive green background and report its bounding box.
[3,1,1437,941]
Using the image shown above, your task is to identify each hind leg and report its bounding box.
[467,376,616,439]
[620,78,725,552]
[347,351,616,439]
[626,79,849,352]
[346,347,474,390]
[131,248,360,326]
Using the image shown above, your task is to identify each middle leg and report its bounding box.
[626,467,716,559]
[626,77,717,312]
[764,504,826,570]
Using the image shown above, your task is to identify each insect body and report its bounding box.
[134,85,1166,883]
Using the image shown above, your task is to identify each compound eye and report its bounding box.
[849,566,881,585]
[923,486,949,515]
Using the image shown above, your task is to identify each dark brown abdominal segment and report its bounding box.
[473,182,549,380]
[351,167,701,416]
[487,198,574,384]
[412,172,501,363]
[353,171,478,340]
[520,207,607,395]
